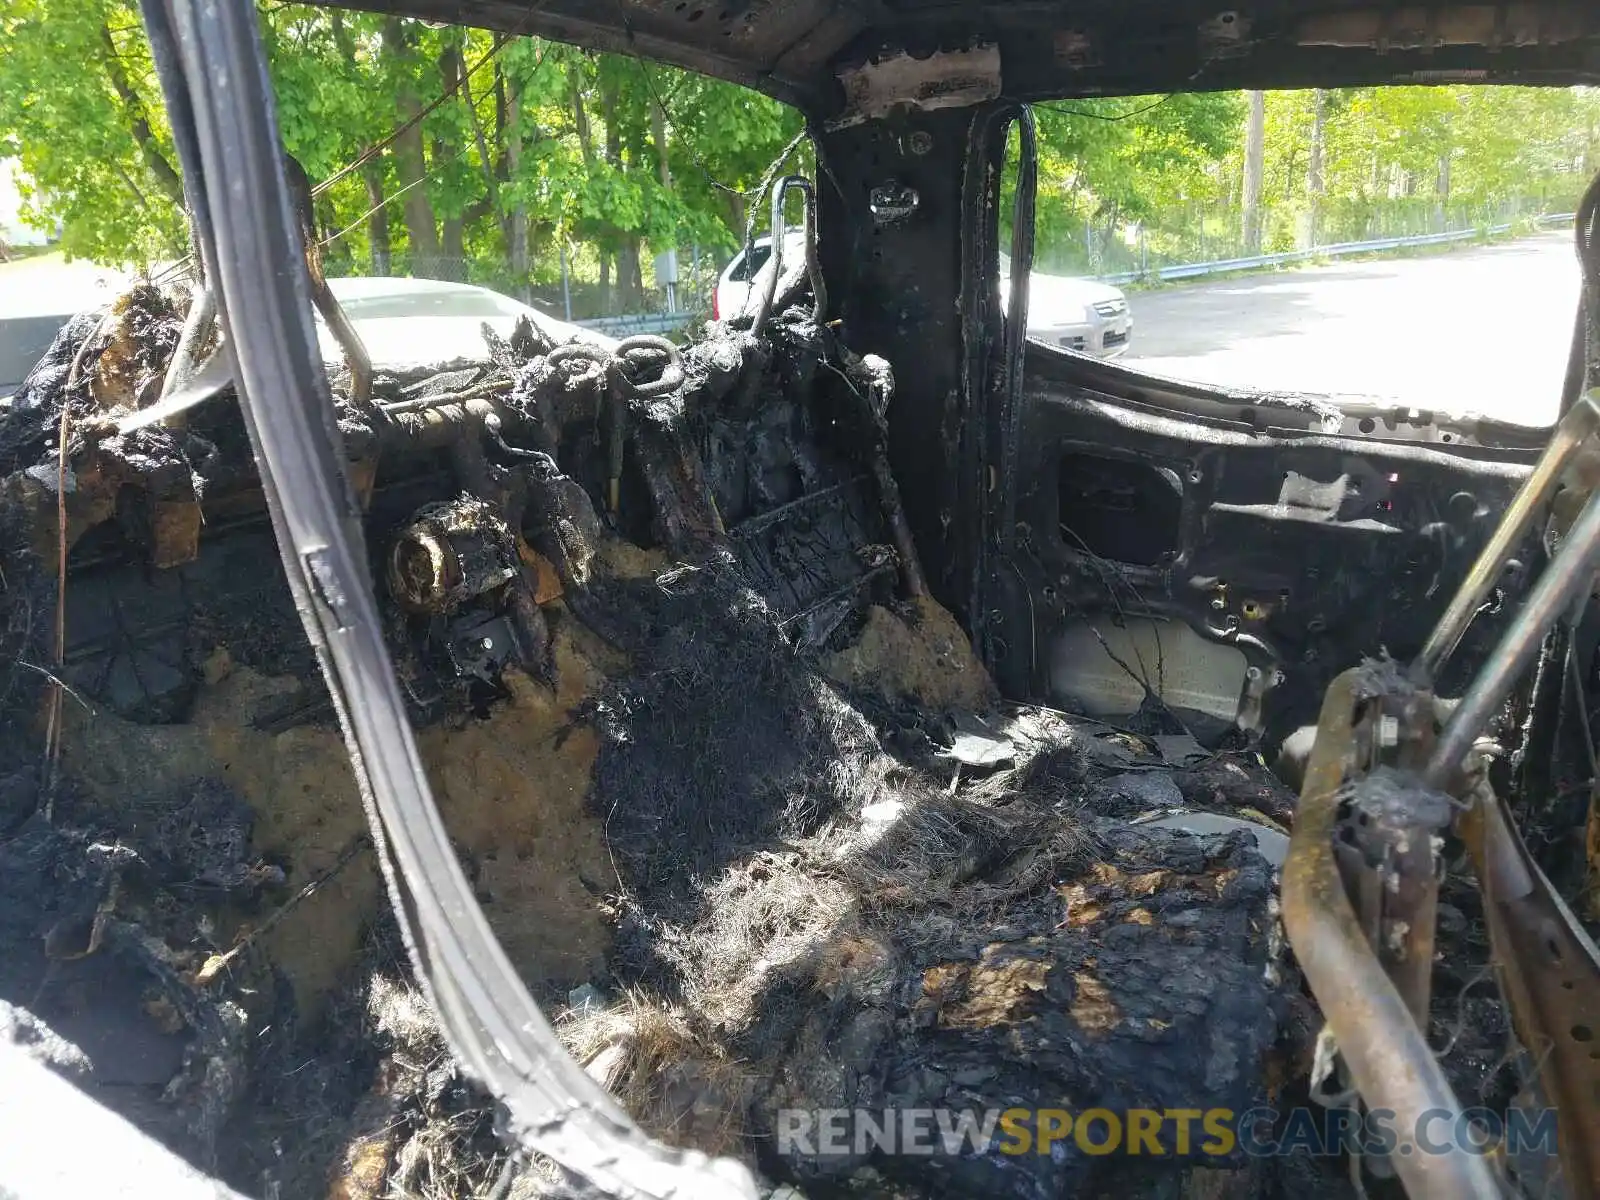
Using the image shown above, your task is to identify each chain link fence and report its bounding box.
[324,193,1570,324]
[1045,196,1553,280]
[325,243,731,325]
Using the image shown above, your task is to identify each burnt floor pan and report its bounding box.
[0,269,1533,1200]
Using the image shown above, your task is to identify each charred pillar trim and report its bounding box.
[815,108,984,624]
[963,103,1038,687]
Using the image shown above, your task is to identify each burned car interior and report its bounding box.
[4,2,1600,1198]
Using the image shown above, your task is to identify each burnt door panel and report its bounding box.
[992,354,1541,749]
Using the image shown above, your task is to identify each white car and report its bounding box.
[711,232,804,323]
[998,251,1133,357]
[714,236,1132,357]
[321,275,614,368]
[7,277,600,406]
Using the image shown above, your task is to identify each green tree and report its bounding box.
[5,4,1600,300]
[0,2,803,308]
[0,0,186,264]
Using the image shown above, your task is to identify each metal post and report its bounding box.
[560,242,572,322]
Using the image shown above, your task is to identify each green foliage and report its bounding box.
[1,2,1597,298]
[0,0,186,265]
[1024,84,1600,275]
[0,3,801,304]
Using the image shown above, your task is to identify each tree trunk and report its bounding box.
[99,25,185,209]
[600,77,628,309]
[1241,90,1266,254]
[363,165,392,275]
[570,62,596,170]
[432,38,468,281]
[650,92,673,193]
[382,18,441,276]
[599,250,612,314]
[331,13,392,276]
[1306,89,1326,247]
[442,218,465,278]
[650,91,676,303]
[461,56,508,249]
[506,78,530,298]
[619,236,643,311]
[601,79,622,171]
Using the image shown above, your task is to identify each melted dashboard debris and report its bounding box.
[0,275,1331,1200]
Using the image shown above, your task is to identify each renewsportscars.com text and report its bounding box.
[776,1106,1557,1161]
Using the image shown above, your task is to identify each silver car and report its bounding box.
[321,275,614,367]
[999,252,1134,357]
[718,239,1133,358]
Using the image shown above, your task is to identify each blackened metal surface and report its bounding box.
[1022,343,1554,453]
[387,495,520,615]
[729,476,891,646]
[818,109,977,622]
[1006,378,1540,747]
[688,309,910,644]
[314,0,1600,115]
[61,526,314,723]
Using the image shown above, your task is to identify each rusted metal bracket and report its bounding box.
[1285,670,1504,1199]
[1332,667,1451,1027]
[1461,776,1600,1195]
[1333,771,1450,1031]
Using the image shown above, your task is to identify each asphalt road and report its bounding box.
[1123,232,1578,428]
[3,239,1580,427]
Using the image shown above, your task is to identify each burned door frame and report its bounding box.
[815,96,1571,766]
[813,102,1034,654]
[814,110,1552,759]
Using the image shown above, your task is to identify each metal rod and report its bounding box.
[158,285,216,407]
[560,242,572,321]
[749,175,824,337]
[1283,673,1504,1200]
[1418,389,1600,676]
[1426,481,1600,787]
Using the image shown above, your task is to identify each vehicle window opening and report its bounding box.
[726,242,771,283]
[1013,86,1595,434]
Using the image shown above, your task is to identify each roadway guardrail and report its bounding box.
[577,312,691,336]
[578,215,1578,331]
[1093,213,1575,286]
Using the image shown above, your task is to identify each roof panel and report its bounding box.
[318,1,1600,117]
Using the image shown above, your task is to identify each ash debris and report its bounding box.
[0,272,1344,1200]
[0,790,277,1170]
